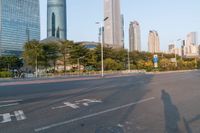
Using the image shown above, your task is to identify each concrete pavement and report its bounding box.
[0,71,200,133]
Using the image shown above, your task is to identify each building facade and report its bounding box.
[47,0,67,40]
[183,32,199,57]
[0,0,40,56]
[148,30,160,53]
[129,21,141,52]
[104,0,122,48]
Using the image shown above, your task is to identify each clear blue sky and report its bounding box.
[40,0,200,51]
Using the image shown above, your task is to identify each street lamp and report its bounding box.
[96,17,109,77]
[128,49,131,73]
[174,39,182,67]
[77,56,85,76]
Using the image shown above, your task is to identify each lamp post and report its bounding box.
[77,56,85,76]
[96,17,109,77]
[128,49,131,73]
[174,39,182,67]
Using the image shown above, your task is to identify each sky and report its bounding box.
[40,0,200,51]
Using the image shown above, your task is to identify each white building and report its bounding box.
[129,21,141,52]
[104,0,123,48]
[148,30,160,53]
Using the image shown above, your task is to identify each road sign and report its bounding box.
[153,55,158,63]
[153,55,158,68]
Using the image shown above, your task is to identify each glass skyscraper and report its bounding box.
[47,0,67,40]
[0,0,40,56]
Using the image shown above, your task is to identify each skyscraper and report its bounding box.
[148,30,160,53]
[186,32,198,46]
[47,0,67,40]
[104,0,122,48]
[129,21,141,52]
[0,0,40,56]
[121,15,125,48]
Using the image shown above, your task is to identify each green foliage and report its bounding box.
[104,58,123,70]
[22,40,199,73]
[0,71,12,78]
[0,56,23,71]
[23,40,43,67]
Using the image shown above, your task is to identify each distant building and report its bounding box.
[104,0,123,48]
[75,41,99,50]
[121,15,125,48]
[168,44,175,53]
[186,32,198,46]
[129,21,141,52]
[0,0,40,56]
[47,0,67,40]
[148,30,160,53]
[182,32,199,57]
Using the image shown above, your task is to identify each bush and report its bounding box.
[0,71,12,78]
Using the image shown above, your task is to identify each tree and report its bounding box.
[41,42,59,72]
[23,40,43,76]
[0,56,23,71]
[104,58,123,70]
[59,40,73,73]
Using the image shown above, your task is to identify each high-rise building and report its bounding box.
[0,0,40,56]
[148,30,160,53]
[121,15,125,48]
[129,21,141,52]
[186,32,198,46]
[183,32,199,57]
[47,0,67,40]
[104,0,122,48]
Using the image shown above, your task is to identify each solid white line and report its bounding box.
[0,103,19,108]
[34,97,155,132]
[0,99,23,104]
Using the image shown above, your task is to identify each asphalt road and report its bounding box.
[0,71,200,133]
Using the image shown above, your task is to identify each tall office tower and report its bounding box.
[47,0,67,40]
[104,0,122,48]
[121,15,125,48]
[129,21,141,52]
[183,32,199,57]
[186,32,198,46]
[0,0,40,56]
[148,30,160,53]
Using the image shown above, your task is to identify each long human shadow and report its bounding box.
[183,114,200,133]
[161,90,180,133]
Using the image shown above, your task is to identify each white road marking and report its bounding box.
[76,99,102,107]
[0,113,12,123]
[35,97,155,132]
[0,99,23,104]
[0,110,26,124]
[0,103,19,108]
[52,99,102,110]
[14,110,26,121]
[52,102,79,110]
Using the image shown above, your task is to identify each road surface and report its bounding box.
[0,71,200,133]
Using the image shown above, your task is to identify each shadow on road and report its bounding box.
[183,114,200,133]
[161,90,180,133]
[183,117,193,133]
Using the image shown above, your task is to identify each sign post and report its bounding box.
[153,54,158,68]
